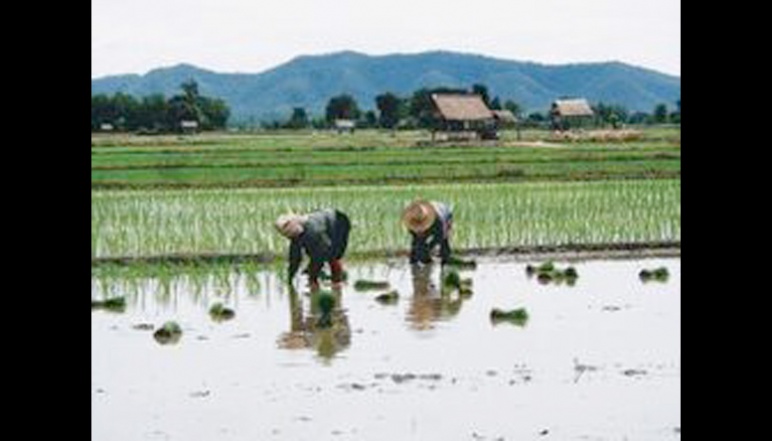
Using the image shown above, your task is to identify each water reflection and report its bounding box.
[406,264,470,330]
[276,286,351,362]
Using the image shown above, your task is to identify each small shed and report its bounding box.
[180,120,199,133]
[549,98,594,130]
[334,119,355,134]
[431,93,496,140]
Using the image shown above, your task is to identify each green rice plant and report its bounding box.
[153,321,182,344]
[639,266,669,282]
[209,302,235,321]
[91,296,126,312]
[353,280,390,291]
[442,268,461,289]
[92,179,680,260]
[375,290,399,305]
[490,308,529,326]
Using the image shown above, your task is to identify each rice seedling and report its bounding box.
[490,308,529,326]
[91,296,126,312]
[639,267,669,282]
[92,179,680,260]
[153,321,182,344]
[527,261,579,286]
[375,290,400,305]
[209,302,235,322]
[442,268,462,289]
[353,280,391,291]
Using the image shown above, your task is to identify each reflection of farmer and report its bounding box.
[406,265,464,330]
[277,286,351,361]
[402,199,453,265]
[275,209,351,290]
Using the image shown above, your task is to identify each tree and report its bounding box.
[375,92,404,129]
[471,83,491,107]
[489,96,502,110]
[653,103,669,124]
[198,97,230,130]
[593,102,629,128]
[503,100,523,118]
[362,110,377,128]
[137,94,169,131]
[325,94,360,123]
[287,107,309,129]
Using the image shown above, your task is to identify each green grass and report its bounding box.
[92,179,680,260]
[91,128,680,188]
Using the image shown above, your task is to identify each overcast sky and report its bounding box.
[91,0,680,79]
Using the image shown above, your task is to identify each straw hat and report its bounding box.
[275,213,306,238]
[402,200,437,233]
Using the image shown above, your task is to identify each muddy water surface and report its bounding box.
[92,256,680,440]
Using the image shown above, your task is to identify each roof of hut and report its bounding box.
[551,98,594,117]
[491,109,517,123]
[431,94,494,121]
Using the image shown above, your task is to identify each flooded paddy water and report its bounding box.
[92,255,680,440]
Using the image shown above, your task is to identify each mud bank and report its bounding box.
[92,240,680,266]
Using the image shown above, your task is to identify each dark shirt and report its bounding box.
[288,209,350,281]
[409,202,452,264]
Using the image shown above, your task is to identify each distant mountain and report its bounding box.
[91,51,680,123]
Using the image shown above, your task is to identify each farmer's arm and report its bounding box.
[288,239,302,282]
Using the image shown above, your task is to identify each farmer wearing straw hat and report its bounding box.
[402,199,453,265]
[275,209,351,290]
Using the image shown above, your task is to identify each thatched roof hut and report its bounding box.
[431,94,494,122]
[491,109,517,124]
[550,98,594,130]
[550,99,594,117]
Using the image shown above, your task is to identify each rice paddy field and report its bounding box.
[92,179,680,260]
[92,127,681,440]
[91,128,680,189]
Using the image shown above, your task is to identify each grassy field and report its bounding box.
[92,179,680,260]
[91,127,680,261]
[91,128,680,189]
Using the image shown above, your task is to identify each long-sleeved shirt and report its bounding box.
[288,209,350,281]
[409,201,453,264]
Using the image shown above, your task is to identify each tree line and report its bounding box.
[281,83,679,131]
[91,80,230,133]
[92,79,680,133]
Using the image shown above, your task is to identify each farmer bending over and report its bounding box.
[402,199,453,265]
[275,209,351,290]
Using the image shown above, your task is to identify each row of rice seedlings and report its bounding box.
[93,179,680,259]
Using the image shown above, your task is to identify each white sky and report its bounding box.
[91,0,680,79]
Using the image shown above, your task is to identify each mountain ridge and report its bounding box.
[92,50,680,123]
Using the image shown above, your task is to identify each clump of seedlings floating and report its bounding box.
[490,307,529,327]
[313,291,336,328]
[442,267,474,298]
[209,302,235,322]
[525,261,579,286]
[375,290,399,305]
[354,279,390,291]
[639,266,669,282]
[153,321,182,345]
[91,296,126,313]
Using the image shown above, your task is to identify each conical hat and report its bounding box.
[275,213,306,238]
[402,200,437,233]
